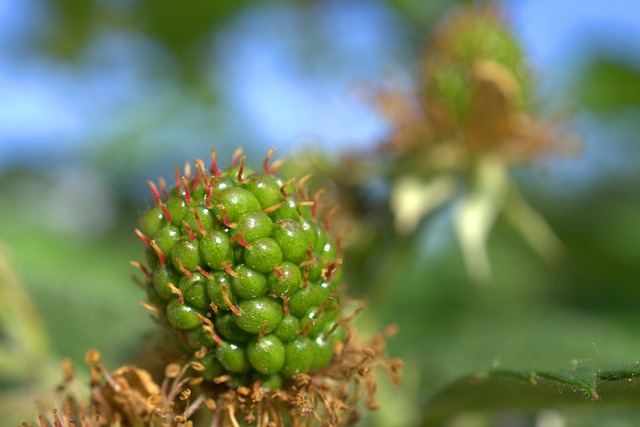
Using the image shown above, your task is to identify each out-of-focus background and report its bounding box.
[2,0,640,426]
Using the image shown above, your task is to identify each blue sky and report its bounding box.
[1,0,639,172]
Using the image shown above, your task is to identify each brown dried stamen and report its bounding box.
[176,258,193,277]
[221,283,240,315]
[210,149,222,176]
[134,229,151,246]
[217,204,236,228]
[182,177,192,205]
[232,231,252,249]
[166,282,183,304]
[130,261,151,281]
[236,155,247,183]
[196,266,212,278]
[263,201,284,214]
[174,165,182,192]
[205,176,216,209]
[296,174,313,198]
[232,146,244,165]
[190,207,207,235]
[324,204,341,232]
[158,177,169,200]
[140,301,163,313]
[183,161,192,181]
[147,181,162,205]
[221,261,237,277]
[279,177,296,198]
[263,147,276,175]
[181,220,197,240]
[150,240,166,265]
[258,321,269,340]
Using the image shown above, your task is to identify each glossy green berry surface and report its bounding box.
[135,148,345,389]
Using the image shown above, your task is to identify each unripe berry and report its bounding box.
[243,237,283,274]
[242,174,284,210]
[205,272,237,310]
[165,196,187,226]
[268,262,303,298]
[212,187,262,223]
[281,337,314,378]
[166,299,202,330]
[154,225,181,256]
[152,264,179,301]
[273,220,309,264]
[215,311,251,342]
[309,335,334,372]
[141,205,165,237]
[135,148,350,390]
[274,314,300,342]
[171,237,201,272]
[247,334,285,374]
[199,353,225,381]
[230,264,268,299]
[216,342,250,373]
[183,325,217,350]
[252,372,283,391]
[234,296,283,334]
[178,273,209,310]
[235,212,274,244]
[199,230,234,271]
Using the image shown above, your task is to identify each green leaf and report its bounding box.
[579,58,640,112]
[423,363,640,426]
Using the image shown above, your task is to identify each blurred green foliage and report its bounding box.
[579,57,640,112]
[3,1,640,426]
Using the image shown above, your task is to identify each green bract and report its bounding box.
[136,149,345,388]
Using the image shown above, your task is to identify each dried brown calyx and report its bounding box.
[28,323,401,427]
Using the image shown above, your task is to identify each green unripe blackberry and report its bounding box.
[215,312,251,342]
[200,230,234,271]
[247,334,285,374]
[152,264,179,301]
[268,261,303,298]
[235,212,274,244]
[154,225,181,257]
[230,264,268,299]
[205,271,237,310]
[142,205,165,237]
[288,286,317,318]
[171,237,201,272]
[234,296,283,334]
[269,197,300,221]
[274,314,300,342]
[135,148,347,389]
[184,325,217,350]
[273,220,308,264]
[216,342,250,373]
[166,299,202,330]
[309,335,334,372]
[182,205,214,237]
[281,337,314,378]
[243,237,283,273]
[302,306,335,338]
[212,187,262,223]
[178,272,209,310]
[199,353,225,381]
[242,174,284,210]
[252,372,283,391]
[165,195,188,226]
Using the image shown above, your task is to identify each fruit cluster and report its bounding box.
[133,148,345,390]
